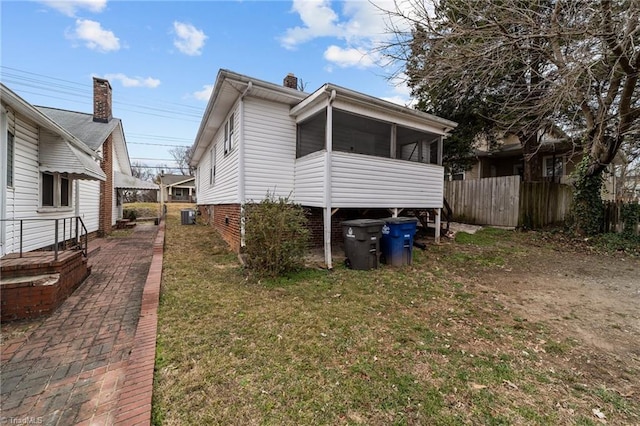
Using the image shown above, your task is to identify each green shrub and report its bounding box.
[621,203,640,237]
[123,209,137,221]
[570,156,604,236]
[244,193,310,278]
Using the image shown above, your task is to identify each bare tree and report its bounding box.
[381,0,639,180]
[131,161,155,181]
[168,146,195,176]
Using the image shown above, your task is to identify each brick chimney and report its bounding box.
[93,77,112,123]
[283,73,298,90]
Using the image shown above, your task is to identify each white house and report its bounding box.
[189,70,457,268]
[37,78,158,235]
[1,83,106,257]
[0,78,157,257]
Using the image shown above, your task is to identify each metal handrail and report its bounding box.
[0,216,89,260]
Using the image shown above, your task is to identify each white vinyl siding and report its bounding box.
[244,98,296,201]
[2,112,83,254]
[331,152,444,208]
[294,151,326,206]
[196,106,240,205]
[295,150,444,208]
[77,180,100,233]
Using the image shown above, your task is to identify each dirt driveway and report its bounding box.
[460,237,640,400]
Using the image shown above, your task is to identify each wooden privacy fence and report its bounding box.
[519,181,573,229]
[444,176,521,227]
[444,176,573,228]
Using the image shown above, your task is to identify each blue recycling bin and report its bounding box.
[380,217,419,266]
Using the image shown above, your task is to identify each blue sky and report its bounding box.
[1,0,412,172]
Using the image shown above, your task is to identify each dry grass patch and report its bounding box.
[153,211,640,425]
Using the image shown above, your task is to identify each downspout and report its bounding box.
[436,135,443,243]
[0,106,7,256]
[239,81,252,248]
[324,89,336,269]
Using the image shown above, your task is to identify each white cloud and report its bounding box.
[67,19,120,52]
[103,73,160,88]
[38,0,107,17]
[281,0,398,69]
[193,84,214,101]
[323,45,375,68]
[280,0,341,49]
[173,22,207,56]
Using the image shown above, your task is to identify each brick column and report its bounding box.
[99,135,113,236]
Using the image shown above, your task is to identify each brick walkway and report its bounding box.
[1,222,163,425]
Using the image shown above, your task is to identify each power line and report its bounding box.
[128,142,192,147]
[1,66,206,121]
[126,132,193,142]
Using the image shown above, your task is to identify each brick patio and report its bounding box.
[0,221,164,425]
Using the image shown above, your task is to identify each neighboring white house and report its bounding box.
[1,83,105,256]
[0,78,157,257]
[37,78,157,235]
[189,70,457,268]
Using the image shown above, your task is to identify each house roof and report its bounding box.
[114,171,159,190]
[161,174,195,186]
[1,83,106,181]
[475,139,576,158]
[290,83,457,132]
[35,106,121,151]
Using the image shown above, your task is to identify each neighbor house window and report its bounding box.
[543,156,564,178]
[6,130,14,187]
[224,113,235,154]
[41,172,71,208]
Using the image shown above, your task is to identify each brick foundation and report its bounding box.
[1,252,91,322]
[197,204,242,252]
[306,207,391,248]
[197,203,392,253]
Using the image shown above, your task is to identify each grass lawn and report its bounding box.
[152,205,639,425]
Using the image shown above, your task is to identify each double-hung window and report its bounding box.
[224,113,235,155]
[41,172,71,208]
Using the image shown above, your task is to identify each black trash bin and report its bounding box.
[341,219,384,270]
[380,217,419,266]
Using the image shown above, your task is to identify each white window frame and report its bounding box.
[40,172,72,210]
[6,130,14,188]
[224,112,235,155]
[543,155,564,178]
[209,146,217,186]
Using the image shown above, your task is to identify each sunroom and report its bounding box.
[289,84,457,267]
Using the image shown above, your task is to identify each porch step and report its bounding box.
[116,219,135,229]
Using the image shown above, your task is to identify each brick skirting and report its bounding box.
[197,204,242,252]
